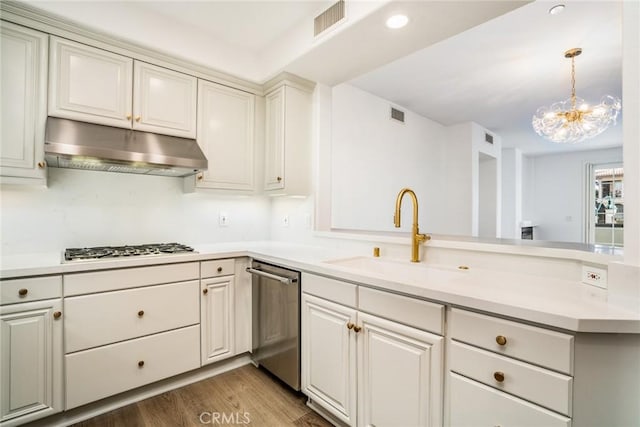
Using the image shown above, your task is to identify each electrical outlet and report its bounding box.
[282,215,289,227]
[219,212,229,227]
[582,265,607,289]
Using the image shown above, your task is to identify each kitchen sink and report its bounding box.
[323,256,465,285]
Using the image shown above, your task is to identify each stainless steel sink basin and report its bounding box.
[323,256,464,285]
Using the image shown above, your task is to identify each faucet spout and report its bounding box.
[394,188,430,262]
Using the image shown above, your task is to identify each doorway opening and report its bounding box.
[587,163,624,247]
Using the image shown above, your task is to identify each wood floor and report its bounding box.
[72,365,332,427]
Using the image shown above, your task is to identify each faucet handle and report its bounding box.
[417,233,431,243]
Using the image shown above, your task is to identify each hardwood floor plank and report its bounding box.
[70,365,332,427]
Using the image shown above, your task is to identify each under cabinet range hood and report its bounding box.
[44,117,207,177]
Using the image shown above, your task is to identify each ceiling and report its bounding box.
[348,0,624,155]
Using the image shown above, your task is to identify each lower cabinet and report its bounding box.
[201,275,235,365]
[302,292,444,427]
[0,299,63,426]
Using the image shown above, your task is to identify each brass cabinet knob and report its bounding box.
[37,161,45,169]
[217,267,223,273]
[135,116,141,122]
[53,311,62,319]
[203,288,208,294]
[276,176,282,182]
[346,322,354,330]
[494,371,505,383]
[496,335,507,346]
[18,288,28,296]
[138,310,144,317]
[138,360,145,367]
[197,174,204,181]
[353,325,362,333]
[126,114,132,120]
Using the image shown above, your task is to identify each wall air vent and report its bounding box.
[314,0,345,36]
[485,132,494,144]
[391,107,405,123]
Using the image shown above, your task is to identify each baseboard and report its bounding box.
[306,398,348,427]
[23,353,252,427]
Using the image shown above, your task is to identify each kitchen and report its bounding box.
[1,1,639,426]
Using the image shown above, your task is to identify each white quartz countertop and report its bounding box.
[2,241,639,334]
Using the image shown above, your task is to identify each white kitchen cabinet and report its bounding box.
[0,22,48,185]
[302,288,443,427]
[358,312,443,427]
[264,85,312,195]
[133,61,197,138]
[302,293,357,426]
[201,275,235,365]
[0,298,63,426]
[195,80,255,190]
[49,38,196,138]
[48,36,133,129]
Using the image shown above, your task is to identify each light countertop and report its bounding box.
[1,241,639,334]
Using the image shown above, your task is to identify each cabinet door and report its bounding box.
[302,293,357,426]
[0,22,47,183]
[201,276,235,365]
[196,80,255,190]
[133,61,197,138]
[0,299,63,425]
[357,312,443,427]
[264,87,285,190]
[49,37,133,128]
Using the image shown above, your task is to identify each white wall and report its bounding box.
[501,148,523,239]
[522,147,623,243]
[478,154,497,238]
[330,83,447,234]
[0,168,271,254]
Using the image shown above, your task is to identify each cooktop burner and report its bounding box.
[64,243,195,262]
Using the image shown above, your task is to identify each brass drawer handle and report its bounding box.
[53,311,62,319]
[276,176,282,182]
[353,325,362,333]
[138,310,144,317]
[37,161,46,169]
[217,266,223,273]
[126,114,132,120]
[496,335,507,346]
[494,371,505,383]
[18,288,28,296]
[197,174,203,181]
[135,116,141,122]
[346,322,354,330]
[203,288,208,294]
[138,360,145,368]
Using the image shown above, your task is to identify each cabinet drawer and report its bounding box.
[201,259,235,278]
[64,262,199,295]
[359,286,444,335]
[1,276,62,305]
[302,273,357,307]
[65,325,200,409]
[65,280,199,352]
[448,372,571,427]
[450,340,572,415]
[450,308,574,374]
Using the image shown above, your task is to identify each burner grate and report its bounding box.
[64,243,195,262]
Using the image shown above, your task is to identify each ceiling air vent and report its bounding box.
[314,0,345,36]
[485,132,494,144]
[391,107,405,123]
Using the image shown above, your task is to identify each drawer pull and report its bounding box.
[53,311,62,319]
[203,288,208,294]
[138,360,145,368]
[217,266,223,273]
[496,335,507,346]
[18,288,28,296]
[346,322,354,330]
[353,325,362,333]
[138,310,144,317]
[493,371,505,383]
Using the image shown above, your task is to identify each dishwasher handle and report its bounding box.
[246,267,298,285]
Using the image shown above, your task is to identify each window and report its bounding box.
[589,164,623,247]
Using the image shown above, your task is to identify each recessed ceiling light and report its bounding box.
[548,4,565,15]
[386,14,409,29]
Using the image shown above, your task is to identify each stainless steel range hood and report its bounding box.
[44,117,207,177]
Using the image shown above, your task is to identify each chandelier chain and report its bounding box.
[570,56,576,110]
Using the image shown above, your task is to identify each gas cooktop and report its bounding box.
[64,243,196,262]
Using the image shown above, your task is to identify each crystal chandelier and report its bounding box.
[532,48,621,144]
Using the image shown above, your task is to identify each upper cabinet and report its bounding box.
[264,84,312,195]
[49,37,196,138]
[195,80,255,191]
[0,22,48,185]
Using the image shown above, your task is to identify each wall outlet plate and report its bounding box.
[219,212,229,227]
[582,265,608,289]
[282,215,290,227]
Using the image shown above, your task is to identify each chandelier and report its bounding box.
[532,48,621,144]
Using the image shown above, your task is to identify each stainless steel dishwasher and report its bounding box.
[246,261,301,390]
